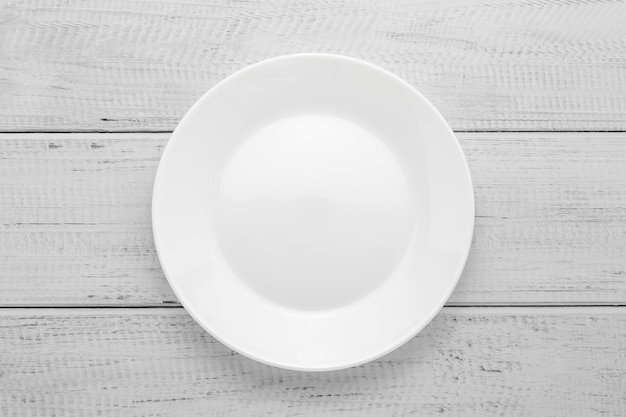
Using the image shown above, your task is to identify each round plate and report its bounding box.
[152,54,474,371]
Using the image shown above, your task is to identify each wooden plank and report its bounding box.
[459,132,626,305]
[1,0,625,132]
[0,307,624,415]
[0,132,624,306]
[0,134,171,305]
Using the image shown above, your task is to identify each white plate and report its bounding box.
[152,54,474,371]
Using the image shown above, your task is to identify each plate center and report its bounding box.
[212,114,415,310]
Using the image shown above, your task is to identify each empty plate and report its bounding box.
[152,54,474,371]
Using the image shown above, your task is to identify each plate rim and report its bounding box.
[152,53,475,371]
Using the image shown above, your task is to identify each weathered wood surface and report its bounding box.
[1,307,624,416]
[2,0,626,132]
[0,132,624,306]
[2,1,625,414]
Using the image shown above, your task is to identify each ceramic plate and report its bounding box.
[152,54,474,371]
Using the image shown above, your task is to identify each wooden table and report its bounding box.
[2,1,625,415]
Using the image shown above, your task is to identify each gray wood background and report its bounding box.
[1,0,625,415]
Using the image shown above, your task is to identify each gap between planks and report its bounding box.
[2,304,626,309]
[0,305,625,316]
[3,130,626,134]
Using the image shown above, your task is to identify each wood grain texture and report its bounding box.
[1,0,626,132]
[0,307,624,416]
[0,132,624,306]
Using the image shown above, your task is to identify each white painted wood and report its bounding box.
[2,1,624,412]
[1,0,625,131]
[0,307,624,416]
[0,132,624,306]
